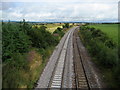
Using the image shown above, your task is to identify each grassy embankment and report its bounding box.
[2,21,70,88]
[79,24,119,88]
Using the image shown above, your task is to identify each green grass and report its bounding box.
[89,24,118,44]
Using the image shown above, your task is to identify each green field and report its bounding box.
[89,24,118,44]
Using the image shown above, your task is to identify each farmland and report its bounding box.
[88,24,118,44]
[32,23,63,33]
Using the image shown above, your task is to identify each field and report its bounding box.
[32,23,63,33]
[89,24,118,44]
[46,25,63,33]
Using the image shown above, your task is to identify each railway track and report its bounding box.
[62,26,74,88]
[48,27,90,89]
[48,27,76,88]
[36,27,77,88]
[73,28,90,89]
[35,26,103,89]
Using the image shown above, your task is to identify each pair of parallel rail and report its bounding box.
[49,27,90,89]
[36,27,90,89]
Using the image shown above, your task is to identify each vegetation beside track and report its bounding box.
[2,20,70,88]
[88,24,118,44]
[79,24,119,88]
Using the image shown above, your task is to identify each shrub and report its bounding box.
[28,25,58,49]
[57,27,62,31]
[79,25,117,68]
[2,22,31,62]
[79,25,119,88]
[2,20,60,88]
[53,28,64,38]
[62,23,69,28]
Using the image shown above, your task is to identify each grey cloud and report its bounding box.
[2,2,118,22]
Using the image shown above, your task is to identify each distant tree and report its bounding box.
[62,23,69,28]
[65,23,69,28]
[20,19,32,34]
[57,27,62,31]
[2,20,4,25]
[62,25,65,28]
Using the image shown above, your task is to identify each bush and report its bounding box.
[2,22,31,62]
[62,23,69,28]
[53,27,64,38]
[2,20,60,88]
[79,25,119,88]
[57,27,62,31]
[28,25,58,49]
[3,53,28,88]
[79,25,117,68]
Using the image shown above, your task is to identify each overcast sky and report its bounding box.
[1,0,119,22]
